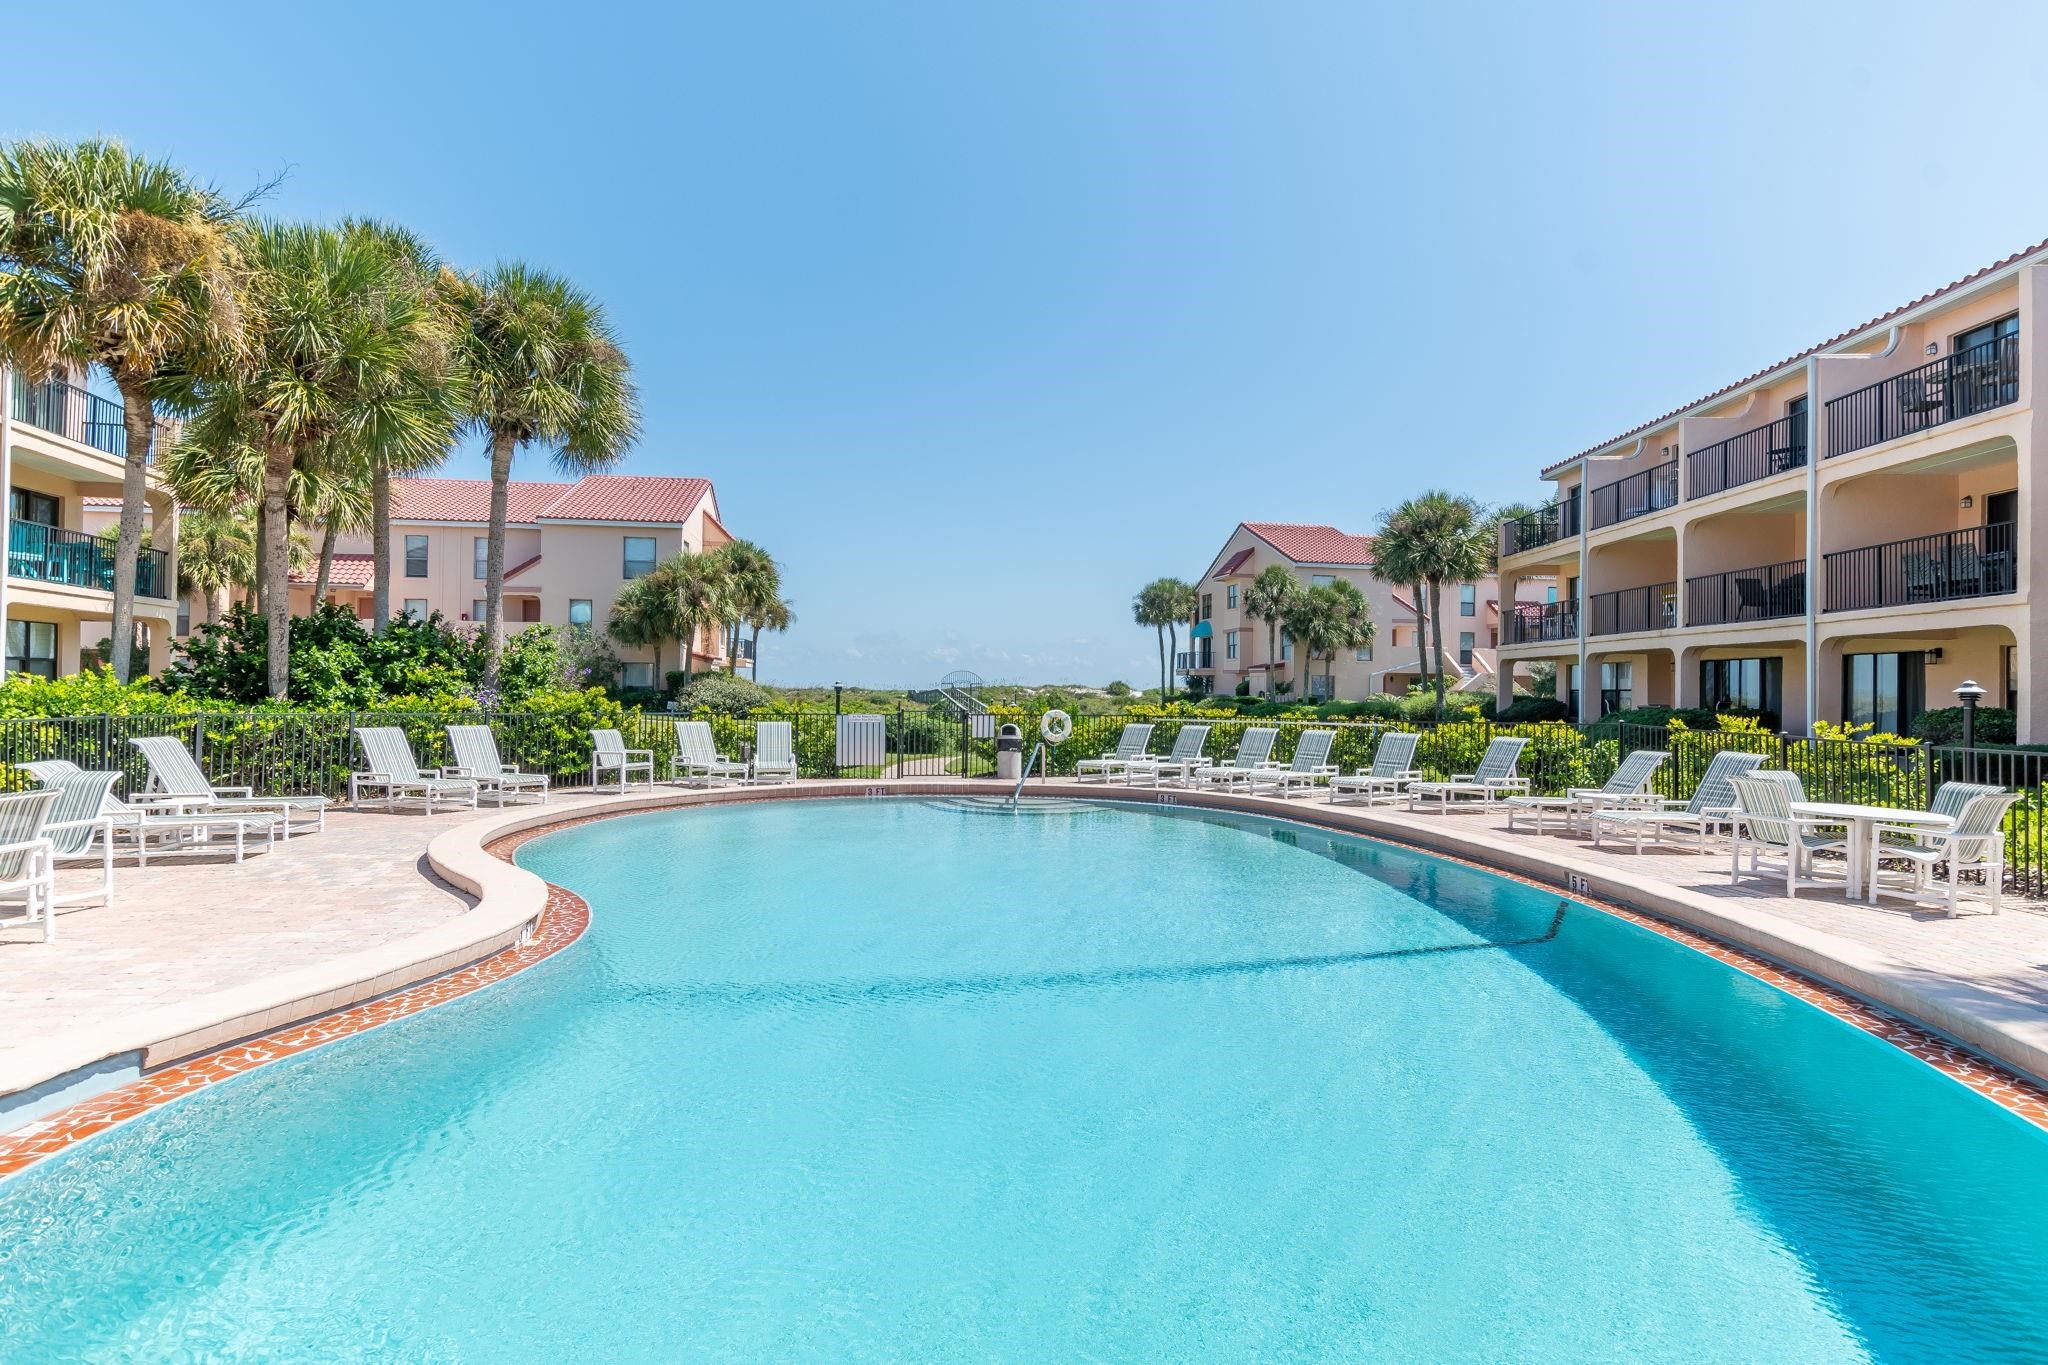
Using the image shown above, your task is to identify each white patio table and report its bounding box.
[1790,801,1951,903]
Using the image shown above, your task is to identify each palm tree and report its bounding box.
[164,221,453,697]
[1377,491,1491,718]
[1134,577,1196,698]
[709,539,781,675]
[175,507,255,625]
[0,138,249,681]
[662,551,729,687]
[1370,500,1434,699]
[607,570,683,683]
[1278,589,1322,699]
[1242,564,1300,697]
[1303,579,1374,700]
[450,263,639,687]
[309,466,373,607]
[748,597,793,678]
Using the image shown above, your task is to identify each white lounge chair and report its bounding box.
[0,788,60,942]
[1591,749,1764,852]
[129,734,330,837]
[670,720,748,786]
[1192,727,1279,788]
[1075,723,1156,783]
[1247,729,1338,798]
[1728,771,1852,895]
[446,724,550,805]
[591,728,655,792]
[1869,786,2021,916]
[1328,732,1422,806]
[1407,736,1530,812]
[38,768,121,916]
[351,727,480,812]
[751,721,799,785]
[1503,748,1668,834]
[1122,725,1212,788]
[18,760,280,865]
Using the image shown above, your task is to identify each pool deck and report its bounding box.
[7,778,2048,1133]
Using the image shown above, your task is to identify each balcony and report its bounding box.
[1686,559,1806,627]
[1687,411,1807,498]
[1587,460,1679,530]
[1175,648,1215,672]
[1500,495,1581,557]
[1589,582,1676,636]
[9,521,170,599]
[1825,333,2019,458]
[1506,601,1579,645]
[9,373,175,461]
[1823,522,2015,613]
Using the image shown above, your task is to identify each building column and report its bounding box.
[2020,266,2048,742]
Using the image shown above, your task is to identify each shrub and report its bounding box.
[165,603,480,707]
[676,674,776,718]
[1494,696,1570,723]
[0,668,192,718]
[1107,680,1131,698]
[1911,705,2016,747]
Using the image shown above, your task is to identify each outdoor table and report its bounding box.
[1790,801,1951,903]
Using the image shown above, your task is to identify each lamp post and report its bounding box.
[1955,679,1987,751]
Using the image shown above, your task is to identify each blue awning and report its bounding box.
[1190,621,1213,638]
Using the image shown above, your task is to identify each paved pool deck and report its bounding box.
[7,779,2048,1128]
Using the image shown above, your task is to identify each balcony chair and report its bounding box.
[1902,552,1941,602]
[1898,373,1946,417]
[1735,578,1768,619]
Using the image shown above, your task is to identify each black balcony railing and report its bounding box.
[8,521,170,598]
[1687,412,1807,498]
[1685,559,1806,627]
[1175,648,1215,672]
[1587,460,1679,529]
[9,372,175,461]
[1500,494,1581,556]
[1589,581,1676,635]
[1506,601,1579,645]
[1826,334,2020,458]
[1823,522,2015,613]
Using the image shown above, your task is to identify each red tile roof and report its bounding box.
[1545,234,2048,476]
[1242,522,1375,566]
[388,475,713,526]
[1213,548,1256,578]
[83,496,120,509]
[289,553,374,589]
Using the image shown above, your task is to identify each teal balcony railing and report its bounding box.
[8,521,170,599]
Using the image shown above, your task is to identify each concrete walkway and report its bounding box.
[6,778,2048,1117]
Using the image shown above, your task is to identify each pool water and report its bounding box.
[3,798,2046,1360]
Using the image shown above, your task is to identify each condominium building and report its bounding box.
[1181,521,1552,700]
[1496,237,2048,739]
[0,368,179,677]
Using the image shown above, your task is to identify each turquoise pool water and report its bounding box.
[2,798,2046,1359]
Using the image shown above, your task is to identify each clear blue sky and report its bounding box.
[16,1,2048,686]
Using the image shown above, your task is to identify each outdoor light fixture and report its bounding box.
[1960,495,1974,509]
[1924,648,1944,663]
[1925,342,1941,356]
[1955,678,1988,750]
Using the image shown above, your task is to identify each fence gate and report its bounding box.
[836,714,887,772]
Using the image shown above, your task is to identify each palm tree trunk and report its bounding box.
[1167,623,1180,698]
[1411,580,1430,692]
[1156,625,1167,698]
[109,375,155,683]
[261,449,294,699]
[371,465,392,631]
[205,588,221,625]
[314,520,339,605]
[480,430,515,688]
[726,621,739,676]
[1429,578,1448,719]
[750,623,762,676]
[1265,623,1278,696]
[252,500,269,615]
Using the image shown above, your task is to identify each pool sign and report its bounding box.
[1565,872,1591,896]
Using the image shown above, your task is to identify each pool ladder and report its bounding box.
[1009,741,1045,804]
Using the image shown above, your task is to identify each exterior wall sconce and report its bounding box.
[1960,494,1974,509]
[1925,341,1941,356]
[1925,648,1945,663]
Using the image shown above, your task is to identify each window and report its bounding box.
[1599,662,1633,716]
[404,535,429,578]
[5,620,55,678]
[10,488,57,527]
[1546,585,1558,604]
[1459,632,1475,670]
[1309,574,1335,588]
[2005,644,2019,714]
[1309,673,1332,700]
[1955,313,2019,354]
[1225,629,1239,661]
[473,537,489,579]
[623,536,657,579]
[1355,641,1372,662]
[620,661,656,688]
[1460,584,1476,617]
[1954,314,2020,407]
[1226,584,1238,609]
[176,599,191,636]
[402,599,428,619]
[1699,658,1783,718]
[1280,636,1293,662]
[472,600,488,622]
[568,599,593,626]
[1565,664,1581,718]
[1843,652,1926,735]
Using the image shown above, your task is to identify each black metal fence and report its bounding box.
[1685,559,1806,627]
[1825,332,2020,457]
[1500,496,1580,556]
[1823,522,2016,612]
[1587,460,1679,529]
[1589,582,1675,636]
[1687,410,1807,497]
[8,706,2047,895]
[1506,601,1579,645]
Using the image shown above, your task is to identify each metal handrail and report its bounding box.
[1826,333,2019,458]
[8,521,171,598]
[1500,494,1581,556]
[9,372,176,460]
[1010,741,1044,803]
[1587,460,1680,529]
[1687,411,1807,497]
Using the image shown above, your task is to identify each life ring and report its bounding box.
[1040,710,1073,744]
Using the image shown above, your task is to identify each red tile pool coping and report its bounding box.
[4,787,2046,1183]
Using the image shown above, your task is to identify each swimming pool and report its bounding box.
[2,797,2045,1358]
